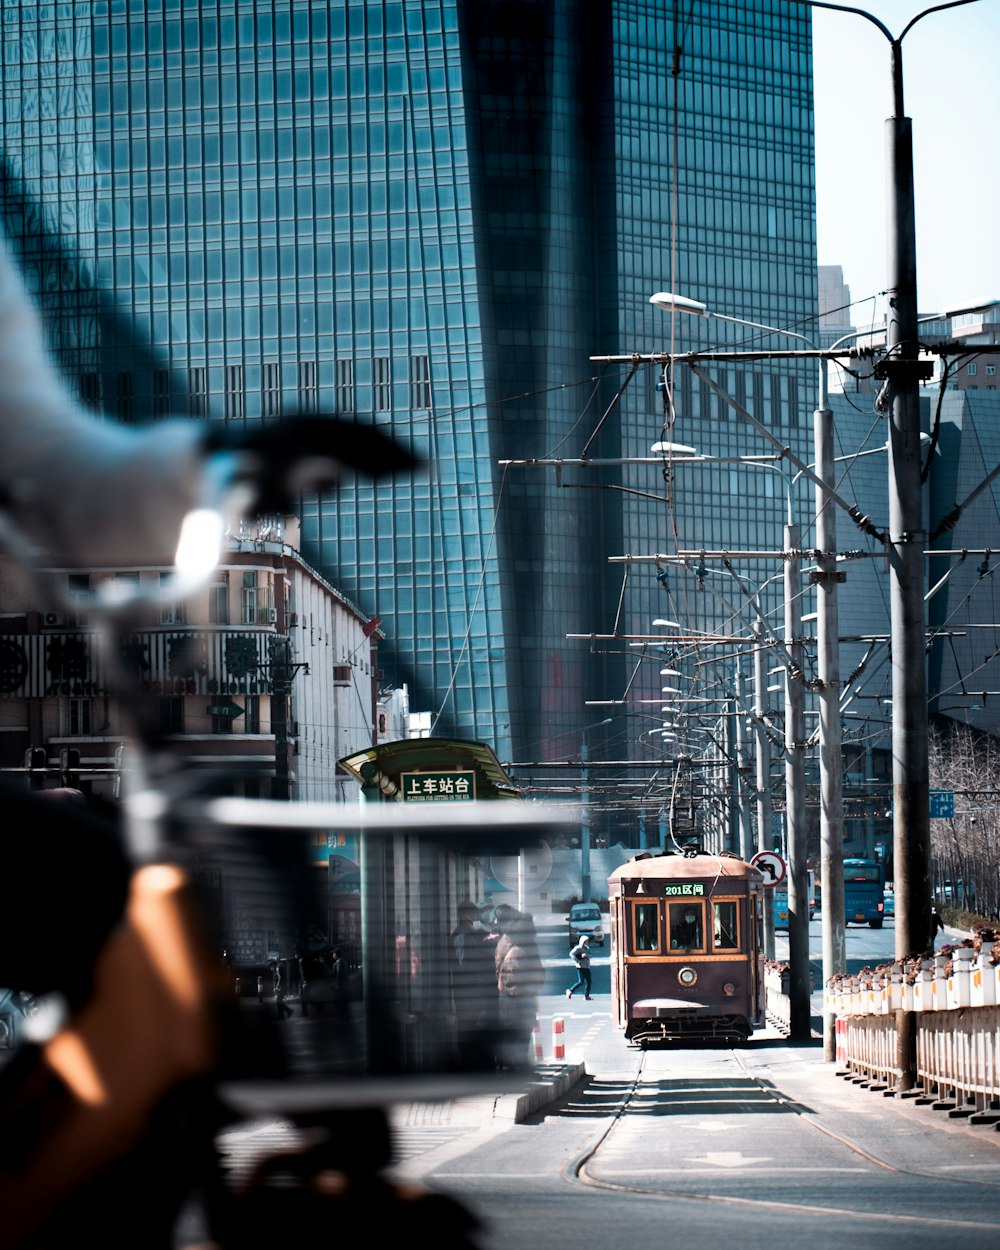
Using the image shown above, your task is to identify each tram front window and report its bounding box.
[669,902,703,950]
[713,900,738,950]
[634,902,659,951]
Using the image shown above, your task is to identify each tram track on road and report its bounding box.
[561,1044,1000,1234]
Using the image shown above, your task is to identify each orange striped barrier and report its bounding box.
[532,1019,543,1061]
[553,1015,565,1061]
[835,1016,847,1067]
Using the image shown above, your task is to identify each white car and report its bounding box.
[567,903,605,947]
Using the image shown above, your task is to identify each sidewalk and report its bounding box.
[391,1061,587,1129]
[387,1036,1000,1182]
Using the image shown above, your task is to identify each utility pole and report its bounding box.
[784,522,811,1040]
[814,373,847,1061]
[270,634,292,800]
[753,632,776,959]
[885,27,930,1090]
[580,730,592,904]
[579,719,611,902]
[789,0,981,1086]
[733,664,752,860]
[261,635,308,801]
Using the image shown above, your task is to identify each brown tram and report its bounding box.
[608,848,766,1046]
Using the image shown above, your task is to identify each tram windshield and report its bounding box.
[633,902,659,951]
[669,901,704,950]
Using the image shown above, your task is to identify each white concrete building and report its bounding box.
[0,514,387,803]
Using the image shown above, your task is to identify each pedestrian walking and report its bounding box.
[931,904,945,947]
[272,958,292,1019]
[330,944,351,1024]
[566,934,592,1000]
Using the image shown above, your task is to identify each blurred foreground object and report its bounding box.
[0,236,416,576]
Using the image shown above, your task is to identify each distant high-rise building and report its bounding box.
[818,266,853,339]
[1,2,820,836]
[817,264,857,394]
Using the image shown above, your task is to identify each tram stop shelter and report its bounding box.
[338,736,522,803]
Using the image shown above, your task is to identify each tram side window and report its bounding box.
[669,902,704,950]
[633,902,659,952]
[713,900,739,950]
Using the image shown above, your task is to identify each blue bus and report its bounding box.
[844,857,885,928]
[772,869,815,930]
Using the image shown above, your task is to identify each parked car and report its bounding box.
[567,902,605,947]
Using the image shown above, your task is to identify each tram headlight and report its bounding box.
[722,982,736,997]
[677,966,697,988]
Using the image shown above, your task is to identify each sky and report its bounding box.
[810,0,1000,319]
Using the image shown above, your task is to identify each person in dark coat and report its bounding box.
[330,945,350,1024]
[272,959,292,1019]
[450,902,499,1069]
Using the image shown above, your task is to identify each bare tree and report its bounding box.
[929,723,1000,920]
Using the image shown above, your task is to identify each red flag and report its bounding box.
[362,616,382,638]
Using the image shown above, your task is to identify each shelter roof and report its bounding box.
[338,736,521,801]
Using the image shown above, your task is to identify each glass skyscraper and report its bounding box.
[1,2,818,829]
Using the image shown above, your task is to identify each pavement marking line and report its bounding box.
[572,1168,1000,1232]
[387,1124,516,1181]
[583,1166,870,1175]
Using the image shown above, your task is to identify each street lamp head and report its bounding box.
[650,291,709,318]
[650,440,698,455]
[652,619,681,628]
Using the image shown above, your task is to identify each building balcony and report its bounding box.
[0,626,288,699]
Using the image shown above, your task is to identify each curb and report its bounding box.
[493,1062,587,1122]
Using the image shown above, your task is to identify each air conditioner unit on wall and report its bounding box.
[289,612,299,626]
[266,607,278,623]
[43,612,65,628]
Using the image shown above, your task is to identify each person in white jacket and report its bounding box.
[566,935,592,1000]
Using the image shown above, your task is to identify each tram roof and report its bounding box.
[609,851,762,883]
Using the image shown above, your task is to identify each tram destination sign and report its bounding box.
[662,883,705,897]
[400,769,476,803]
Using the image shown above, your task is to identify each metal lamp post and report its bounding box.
[787,0,983,1090]
[651,293,838,1045]
[580,717,613,902]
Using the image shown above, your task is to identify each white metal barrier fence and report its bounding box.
[823,949,1000,1114]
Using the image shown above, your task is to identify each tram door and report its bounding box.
[610,895,625,1029]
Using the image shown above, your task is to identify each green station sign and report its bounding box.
[400,770,476,802]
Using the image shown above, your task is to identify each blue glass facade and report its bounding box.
[1,2,818,799]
